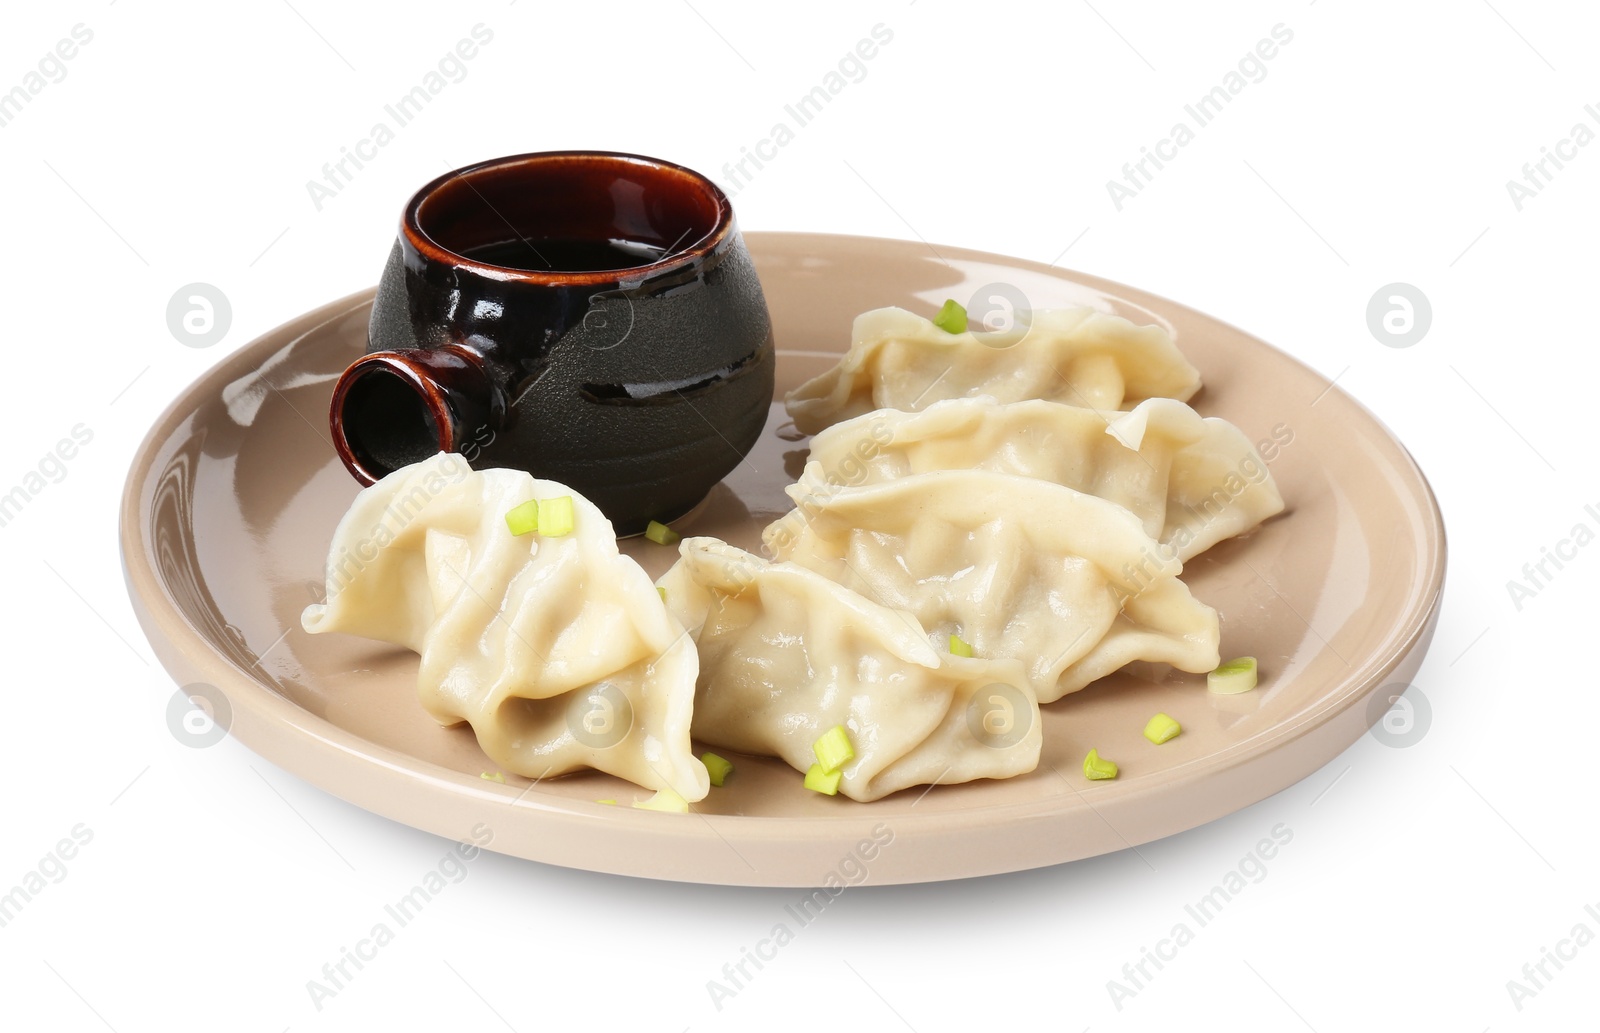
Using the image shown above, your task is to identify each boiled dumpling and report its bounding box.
[302,452,709,803]
[785,306,1202,435]
[763,469,1220,703]
[803,396,1284,561]
[658,539,1041,802]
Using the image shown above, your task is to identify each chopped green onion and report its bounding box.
[645,520,680,546]
[504,500,539,536]
[480,771,505,783]
[702,752,734,787]
[1143,713,1181,745]
[933,298,968,334]
[948,634,974,658]
[804,763,842,795]
[1208,656,1258,695]
[633,787,689,813]
[812,725,855,773]
[538,495,575,537]
[1083,748,1119,781]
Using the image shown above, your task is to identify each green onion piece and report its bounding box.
[480,771,505,783]
[657,586,668,602]
[538,496,575,537]
[1208,656,1258,695]
[645,520,680,546]
[1143,712,1181,745]
[1083,748,1119,781]
[804,763,842,796]
[504,500,539,536]
[702,752,734,787]
[812,725,855,773]
[933,298,968,334]
[948,634,974,658]
[632,787,689,813]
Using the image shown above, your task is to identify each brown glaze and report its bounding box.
[331,151,775,534]
[331,345,502,483]
[401,151,732,286]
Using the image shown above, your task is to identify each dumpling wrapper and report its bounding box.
[658,539,1041,803]
[803,396,1285,561]
[302,452,708,803]
[763,469,1220,703]
[785,306,1202,435]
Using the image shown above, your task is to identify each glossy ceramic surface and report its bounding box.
[345,151,775,535]
[121,232,1446,887]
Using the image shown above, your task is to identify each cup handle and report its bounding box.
[329,344,503,485]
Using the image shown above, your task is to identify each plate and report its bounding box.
[120,232,1445,886]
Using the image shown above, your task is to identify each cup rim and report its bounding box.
[401,150,734,286]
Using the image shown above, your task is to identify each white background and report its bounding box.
[2,1,1594,1030]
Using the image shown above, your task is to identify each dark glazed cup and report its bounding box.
[330,150,775,535]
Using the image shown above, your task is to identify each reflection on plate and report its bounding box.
[120,232,1445,887]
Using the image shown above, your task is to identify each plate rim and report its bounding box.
[119,231,1448,879]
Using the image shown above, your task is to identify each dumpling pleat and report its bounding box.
[303,453,709,802]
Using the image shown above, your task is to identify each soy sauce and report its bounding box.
[460,237,671,273]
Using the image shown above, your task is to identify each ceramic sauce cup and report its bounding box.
[329,150,775,535]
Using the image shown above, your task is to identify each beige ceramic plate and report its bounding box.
[121,232,1445,887]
